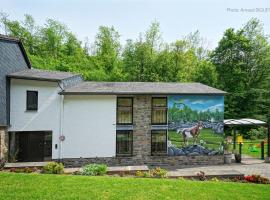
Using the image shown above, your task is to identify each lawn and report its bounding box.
[240,139,268,158]
[0,173,269,200]
[169,128,223,150]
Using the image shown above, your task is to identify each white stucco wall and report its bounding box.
[9,79,62,159]
[62,95,116,158]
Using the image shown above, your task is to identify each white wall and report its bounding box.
[9,79,62,159]
[62,95,116,158]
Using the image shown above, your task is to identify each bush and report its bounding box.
[43,162,64,174]
[81,164,107,176]
[150,167,168,178]
[136,167,167,178]
[135,171,151,178]
[247,128,267,140]
[244,175,270,184]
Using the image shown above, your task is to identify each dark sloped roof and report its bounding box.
[0,34,31,68]
[61,82,226,95]
[7,69,80,82]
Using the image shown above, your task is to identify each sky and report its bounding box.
[1,0,269,49]
[168,96,224,112]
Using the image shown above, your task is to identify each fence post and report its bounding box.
[239,143,242,163]
[261,141,264,160]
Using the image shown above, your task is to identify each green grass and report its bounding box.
[0,172,269,200]
[169,128,223,150]
[240,139,268,158]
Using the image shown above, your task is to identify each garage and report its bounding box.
[8,131,52,162]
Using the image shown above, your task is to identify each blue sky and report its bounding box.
[168,95,224,112]
[1,0,269,49]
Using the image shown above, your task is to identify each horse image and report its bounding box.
[177,122,203,146]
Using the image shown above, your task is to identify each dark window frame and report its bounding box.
[151,130,167,156]
[26,91,38,111]
[116,130,133,157]
[151,97,167,125]
[116,97,133,125]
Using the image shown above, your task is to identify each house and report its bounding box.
[0,35,31,159]
[0,35,226,167]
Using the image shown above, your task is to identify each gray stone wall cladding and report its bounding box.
[0,127,8,159]
[61,156,224,168]
[133,95,152,157]
[61,95,224,168]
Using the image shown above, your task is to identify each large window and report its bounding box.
[117,97,133,125]
[152,97,167,125]
[26,91,38,111]
[151,130,167,156]
[116,130,133,156]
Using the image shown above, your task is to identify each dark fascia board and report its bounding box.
[0,35,31,69]
[7,76,60,82]
[59,92,227,95]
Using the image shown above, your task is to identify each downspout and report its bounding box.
[58,82,64,162]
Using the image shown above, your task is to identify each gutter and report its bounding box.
[57,82,65,161]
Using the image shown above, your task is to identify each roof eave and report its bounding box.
[6,75,61,82]
[59,92,227,95]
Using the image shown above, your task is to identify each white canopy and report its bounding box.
[224,118,266,126]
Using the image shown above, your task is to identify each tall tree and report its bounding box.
[211,18,270,121]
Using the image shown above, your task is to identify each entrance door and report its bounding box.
[11,131,52,162]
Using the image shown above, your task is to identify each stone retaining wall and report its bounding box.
[0,127,8,159]
[61,155,224,168]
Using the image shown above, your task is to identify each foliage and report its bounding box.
[211,18,270,122]
[9,167,38,173]
[135,171,151,178]
[42,162,64,174]
[244,175,270,184]
[150,167,168,178]
[135,167,167,178]
[246,127,267,140]
[81,164,107,176]
[1,14,270,122]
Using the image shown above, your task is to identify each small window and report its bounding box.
[151,130,167,156]
[26,91,38,111]
[116,130,133,156]
[117,97,133,124]
[152,97,167,124]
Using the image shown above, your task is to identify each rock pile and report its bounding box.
[168,145,221,156]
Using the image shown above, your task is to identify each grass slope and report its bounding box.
[169,128,223,149]
[0,173,269,200]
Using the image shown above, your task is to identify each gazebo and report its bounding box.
[224,118,270,162]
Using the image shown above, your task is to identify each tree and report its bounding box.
[94,26,121,74]
[211,18,270,121]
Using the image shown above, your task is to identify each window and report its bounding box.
[152,97,167,124]
[26,91,38,111]
[117,97,133,124]
[151,130,167,155]
[116,130,133,156]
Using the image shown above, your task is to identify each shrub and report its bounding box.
[81,164,107,176]
[150,167,168,178]
[247,128,267,140]
[244,175,270,184]
[43,162,64,174]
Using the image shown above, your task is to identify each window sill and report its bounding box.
[25,110,38,112]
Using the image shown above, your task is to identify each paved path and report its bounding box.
[167,156,270,178]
